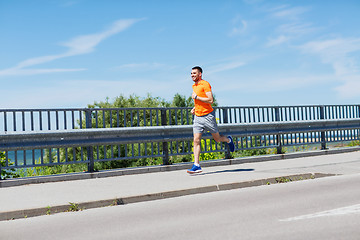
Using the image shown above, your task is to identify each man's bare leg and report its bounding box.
[211,132,230,143]
[193,133,202,165]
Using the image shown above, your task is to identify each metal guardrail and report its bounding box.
[1,105,360,132]
[2,119,360,150]
[1,105,360,179]
[1,118,360,177]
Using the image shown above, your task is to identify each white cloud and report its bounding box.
[301,38,360,76]
[0,19,143,77]
[207,61,246,75]
[270,6,309,20]
[113,62,166,71]
[230,17,248,36]
[268,22,316,47]
[0,68,87,76]
[215,74,334,93]
[61,19,140,56]
[266,23,316,47]
[265,5,315,47]
[278,22,316,35]
[300,38,360,98]
[266,35,290,47]
[335,76,360,98]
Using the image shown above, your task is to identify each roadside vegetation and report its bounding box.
[0,151,20,179]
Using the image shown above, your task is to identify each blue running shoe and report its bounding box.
[228,136,235,152]
[187,164,202,174]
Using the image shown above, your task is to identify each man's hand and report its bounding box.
[192,91,197,100]
[191,107,195,115]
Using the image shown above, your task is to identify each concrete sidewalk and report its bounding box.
[1,147,360,221]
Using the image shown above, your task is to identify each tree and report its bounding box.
[171,93,193,107]
[85,93,196,170]
[88,93,171,109]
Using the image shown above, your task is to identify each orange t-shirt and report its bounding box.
[192,80,214,116]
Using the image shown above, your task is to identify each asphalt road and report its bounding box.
[1,173,359,240]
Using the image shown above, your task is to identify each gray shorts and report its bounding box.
[193,111,219,134]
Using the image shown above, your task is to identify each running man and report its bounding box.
[187,66,235,174]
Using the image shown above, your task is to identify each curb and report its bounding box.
[0,172,336,221]
[1,146,359,188]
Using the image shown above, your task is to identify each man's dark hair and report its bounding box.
[192,66,203,73]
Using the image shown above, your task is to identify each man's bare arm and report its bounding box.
[192,91,214,104]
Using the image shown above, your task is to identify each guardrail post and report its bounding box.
[275,107,282,154]
[85,109,95,172]
[358,105,360,140]
[222,108,231,159]
[161,109,170,165]
[0,152,3,180]
[320,106,327,150]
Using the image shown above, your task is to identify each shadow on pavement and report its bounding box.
[192,168,255,176]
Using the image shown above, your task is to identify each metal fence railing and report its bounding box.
[1,105,360,179]
[1,105,360,131]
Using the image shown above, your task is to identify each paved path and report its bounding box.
[1,148,360,221]
[2,174,358,240]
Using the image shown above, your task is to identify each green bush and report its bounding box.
[199,139,224,161]
[347,140,360,147]
[0,151,20,179]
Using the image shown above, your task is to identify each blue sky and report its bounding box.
[1,0,360,108]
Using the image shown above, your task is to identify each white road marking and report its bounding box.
[280,204,360,222]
